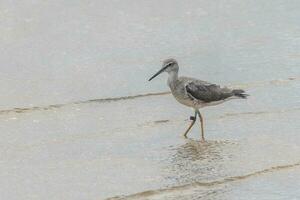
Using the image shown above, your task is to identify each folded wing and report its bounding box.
[185,82,241,102]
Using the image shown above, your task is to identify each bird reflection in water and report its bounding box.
[160,139,238,199]
[166,139,237,185]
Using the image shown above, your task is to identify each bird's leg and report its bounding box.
[196,110,205,142]
[183,111,197,138]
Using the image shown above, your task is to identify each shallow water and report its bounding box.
[1,0,300,200]
[1,78,300,199]
[1,0,300,109]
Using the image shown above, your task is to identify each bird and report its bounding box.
[148,58,248,142]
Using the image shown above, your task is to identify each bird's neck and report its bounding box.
[167,70,178,89]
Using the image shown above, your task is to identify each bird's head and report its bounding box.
[148,58,179,81]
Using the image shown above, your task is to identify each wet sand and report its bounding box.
[1,0,300,199]
[0,77,300,199]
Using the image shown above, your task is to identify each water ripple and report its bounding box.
[108,162,300,200]
[0,76,299,115]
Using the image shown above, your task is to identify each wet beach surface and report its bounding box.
[1,77,300,199]
[1,0,300,199]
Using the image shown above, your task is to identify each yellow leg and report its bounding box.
[197,110,205,142]
[183,111,197,138]
[183,120,195,138]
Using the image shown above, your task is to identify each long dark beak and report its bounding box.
[148,67,166,81]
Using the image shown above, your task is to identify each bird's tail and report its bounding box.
[232,89,249,99]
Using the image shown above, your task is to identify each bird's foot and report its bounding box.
[200,139,206,143]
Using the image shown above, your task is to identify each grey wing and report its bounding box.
[185,81,234,102]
